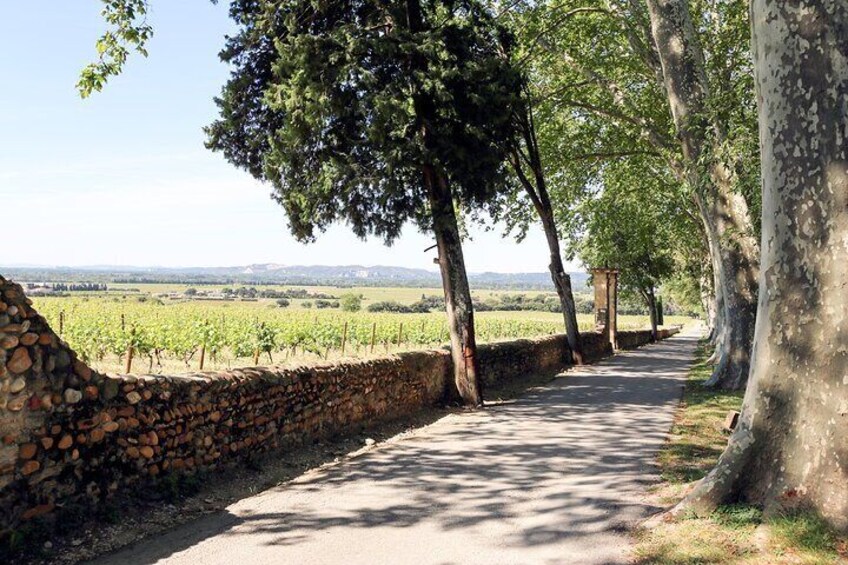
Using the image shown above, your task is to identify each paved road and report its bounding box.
[94,328,701,565]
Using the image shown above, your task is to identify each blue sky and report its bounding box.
[0,2,580,273]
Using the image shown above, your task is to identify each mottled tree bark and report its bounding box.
[699,259,718,340]
[678,0,848,530]
[646,0,760,390]
[643,287,659,342]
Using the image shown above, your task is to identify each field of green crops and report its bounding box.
[31,292,690,375]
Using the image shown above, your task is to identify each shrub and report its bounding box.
[367,300,412,313]
[339,293,362,312]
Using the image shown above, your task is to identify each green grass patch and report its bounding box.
[768,511,845,563]
[657,341,744,485]
[635,340,848,564]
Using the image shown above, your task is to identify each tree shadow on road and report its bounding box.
[94,335,700,565]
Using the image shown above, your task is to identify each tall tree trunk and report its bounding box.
[644,287,658,342]
[539,206,584,364]
[509,100,584,363]
[697,177,758,390]
[425,166,483,406]
[405,0,482,406]
[646,0,760,390]
[699,261,717,339]
[678,0,848,530]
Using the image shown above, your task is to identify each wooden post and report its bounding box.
[370,322,377,353]
[121,313,126,332]
[199,343,206,370]
[59,311,64,336]
[341,321,348,355]
[397,322,403,347]
[253,347,260,365]
[125,344,134,374]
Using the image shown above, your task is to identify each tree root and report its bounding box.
[671,424,754,517]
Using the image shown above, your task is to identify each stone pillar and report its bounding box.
[591,268,619,349]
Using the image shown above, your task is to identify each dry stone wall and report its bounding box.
[0,275,677,536]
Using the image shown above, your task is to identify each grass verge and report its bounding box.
[633,340,848,564]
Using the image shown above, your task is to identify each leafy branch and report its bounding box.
[78,0,153,98]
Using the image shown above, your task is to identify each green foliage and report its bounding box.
[78,0,153,98]
[575,159,686,309]
[367,300,426,314]
[662,269,705,317]
[492,0,757,306]
[339,293,362,312]
[206,0,521,244]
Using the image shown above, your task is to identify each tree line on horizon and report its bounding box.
[48,0,848,533]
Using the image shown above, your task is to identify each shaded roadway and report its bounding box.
[92,327,701,565]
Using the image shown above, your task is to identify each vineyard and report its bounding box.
[31,296,684,374]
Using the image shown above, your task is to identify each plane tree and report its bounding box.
[678,0,848,530]
[572,159,696,340]
[500,0,761,389]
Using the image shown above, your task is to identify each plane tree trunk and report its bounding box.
[678,0,848,530]
[646,0,760,390]
[699,259,718,341]
[508,100,584,363]
[642,287,658,342]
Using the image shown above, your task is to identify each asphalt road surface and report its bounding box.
[93,328,701,565]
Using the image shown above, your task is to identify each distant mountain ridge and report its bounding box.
[0,264,591,291]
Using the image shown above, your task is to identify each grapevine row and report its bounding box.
[32,298,571,370]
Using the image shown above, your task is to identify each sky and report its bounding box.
[0,2,581,274]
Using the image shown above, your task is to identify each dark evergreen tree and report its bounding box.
[205,0,521,405]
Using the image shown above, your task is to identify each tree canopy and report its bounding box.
[205,0,521,245]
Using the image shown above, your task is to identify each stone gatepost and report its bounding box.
[591,268,619,349]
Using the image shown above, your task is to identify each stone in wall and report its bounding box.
[1,276,102,515]
[0,274,679,539]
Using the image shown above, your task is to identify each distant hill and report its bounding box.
[0,264,591,291]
